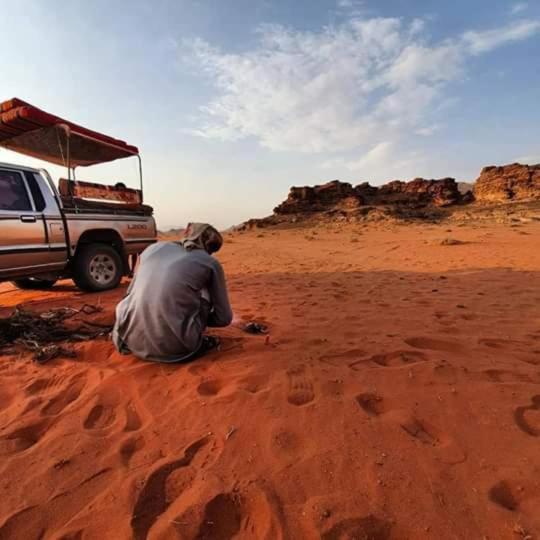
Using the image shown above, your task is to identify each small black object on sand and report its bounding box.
[242,322,268,335]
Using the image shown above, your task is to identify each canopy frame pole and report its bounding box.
[67,132,78,210]
[57,124,76,208]
[137,154,144,203]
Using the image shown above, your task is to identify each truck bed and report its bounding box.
[61,197,154,216]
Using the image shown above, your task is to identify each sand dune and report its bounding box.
[0,221,539,539]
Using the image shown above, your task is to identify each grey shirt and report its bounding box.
[113,241,232,362]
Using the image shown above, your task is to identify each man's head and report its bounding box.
[182,223,223,254]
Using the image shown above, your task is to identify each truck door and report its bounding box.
[0,168,51,278]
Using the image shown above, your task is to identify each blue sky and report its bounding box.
[1,0,539,229]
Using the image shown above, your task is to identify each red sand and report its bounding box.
[0,221,539,539]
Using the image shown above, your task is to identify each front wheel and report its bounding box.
[72,243,123,292]
[11,277,58,290]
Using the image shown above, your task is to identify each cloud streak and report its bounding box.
[511,2,529,15]
[463,19,540,54]
[185,16,540,159]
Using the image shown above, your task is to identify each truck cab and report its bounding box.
[0,98,157,292]
[0,163,67,281]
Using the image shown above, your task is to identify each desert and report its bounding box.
[2,3,540,537]
[1,169,540,538]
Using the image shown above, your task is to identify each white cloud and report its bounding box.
[185,16,540,156]
[514,153,540,164]
[336,0,368,17]
[322,141,393,170]
[321,143,431,180]
[463,19,540,54]
[511,2,528,14]
[415,124,442,136]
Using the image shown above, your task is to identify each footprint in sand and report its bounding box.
[120,436,146,467]
[478,338,527,349]
[40,374,86,416]
[483,369,540,384]
[488,479,540,514]
[320,349,367,367]
[83,403,117,430]
[432,362,459,383]
[124,402,143,432]
[197,379,223,397]
[130,435,212,540]
[355,393,385,417]
[172,484,285,540]
[488,480,518,511]
[384,411,440,446]
[321,515,392,540]
[286,365,315,406]
[0,468,112,538]
[514,395,540,437]
[194,493,242,539]
[82,387,128,431]
[0,386,15,411]
[399,416,438,445]
[0,419,50,455]
[350,350,428,370]
[270,427,310,460]
[404,337,463,353]
[397,418,464,462]
[23,373,69,396]
[24,377,52,395]
[238,374,268,394]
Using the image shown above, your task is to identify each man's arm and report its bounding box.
[207,259,233,327]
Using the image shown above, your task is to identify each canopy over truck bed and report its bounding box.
[0,98,145,205]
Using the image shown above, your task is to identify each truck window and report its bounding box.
[25,172,46,211]
[0,170,32,211]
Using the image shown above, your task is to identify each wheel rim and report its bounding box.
[89,254,117,285]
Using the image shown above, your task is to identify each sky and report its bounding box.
[1,0,539,230]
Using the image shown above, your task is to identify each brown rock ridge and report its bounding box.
[274,180,359,214]
[274,177,465,216]
[238,162,540,229]
[474,163,540,202]
[358,177,464,207]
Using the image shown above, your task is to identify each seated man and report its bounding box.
[112,223,233,362]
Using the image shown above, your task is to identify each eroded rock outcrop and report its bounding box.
[239,163,540,230]
[361,177,462,207]
[474,163,540,202]
[274,180,360,214]
[274,177,464,216]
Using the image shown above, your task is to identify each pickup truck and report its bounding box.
[0,162,157,291]
[0,98,157,292]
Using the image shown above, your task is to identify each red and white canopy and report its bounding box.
[0,98,139,167]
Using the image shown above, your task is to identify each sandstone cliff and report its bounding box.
[274,177,465,216]
[474,163,540,202]
[239,163,540,229]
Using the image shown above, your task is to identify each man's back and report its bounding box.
[113,241,232,362]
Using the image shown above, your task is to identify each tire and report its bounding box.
[11,277,58,290]
[72,243,123,292]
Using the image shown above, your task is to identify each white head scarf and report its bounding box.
[180,222,223,254]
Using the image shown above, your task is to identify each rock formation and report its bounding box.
[274,180,359,214]
[360,177,463,207]
[239,162,540,229]
[474,163,540,202]
[274,177,464,216]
